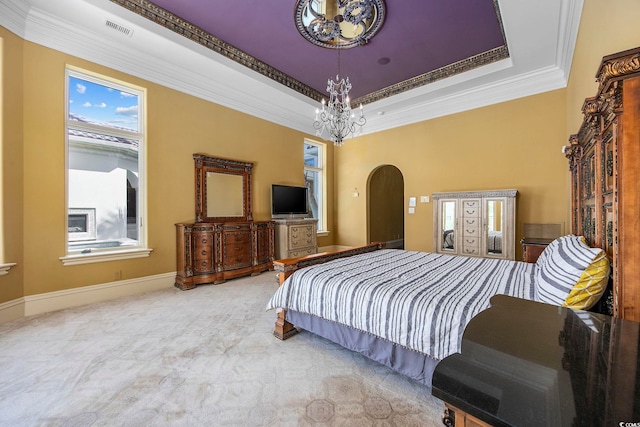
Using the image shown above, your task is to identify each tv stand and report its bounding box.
[274,218,318,259]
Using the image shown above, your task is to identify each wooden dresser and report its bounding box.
[564,47,640,321]
[274,218,318,259]
[175,154,275,290]
[175,221,274,290]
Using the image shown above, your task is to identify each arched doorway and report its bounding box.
[367,165,404,249]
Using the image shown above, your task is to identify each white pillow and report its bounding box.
[535,235,609,310]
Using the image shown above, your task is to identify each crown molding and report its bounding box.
[1,0,582,136]
[0,0,30,37]
[361,65,568,135]
[556,0,584,77]
[9,0,315,133]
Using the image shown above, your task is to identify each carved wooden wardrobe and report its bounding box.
[564,47,640,321]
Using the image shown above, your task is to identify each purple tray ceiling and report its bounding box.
[114,0,507,104]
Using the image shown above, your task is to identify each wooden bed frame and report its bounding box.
[272,242,386,340]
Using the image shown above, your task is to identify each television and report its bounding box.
[271,184,308,218]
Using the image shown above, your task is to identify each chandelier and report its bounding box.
[295,0,385,145]
[313,72,365,146]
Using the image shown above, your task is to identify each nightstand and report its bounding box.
[520,238,553,263]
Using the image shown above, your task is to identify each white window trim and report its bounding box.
[62,66,150,264]
[0,263,16,275]
[60,248,152,266]
[304,139,327,233]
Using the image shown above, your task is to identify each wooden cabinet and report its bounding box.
[443,405,491,427]
[254,221,275,266]
[564,47,640,321]
[175,221,274,290]
[175,154,275,290]
[433,190,517,260]
[274,218,318,259]
[521,238,553,263]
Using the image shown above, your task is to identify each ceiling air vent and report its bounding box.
[105,19,134,37]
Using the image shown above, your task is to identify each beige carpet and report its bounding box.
[0,272,445,426]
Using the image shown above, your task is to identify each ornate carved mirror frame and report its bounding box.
[194,153,253,223]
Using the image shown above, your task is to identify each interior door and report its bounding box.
[368,165,404,249]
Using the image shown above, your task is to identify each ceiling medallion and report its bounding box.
[295,0,386,49]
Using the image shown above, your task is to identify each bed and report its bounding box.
[266,235,609,386]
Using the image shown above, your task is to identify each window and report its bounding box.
[304,140,326,232]
[62,68,150,265]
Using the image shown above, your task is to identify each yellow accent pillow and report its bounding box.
[563,249,610,310]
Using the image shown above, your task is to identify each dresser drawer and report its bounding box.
[462,227,481,237]
[193,257,213,273]
[462,246,481,256]
[192,232,214,273]
[223,231,251,245]
[288,247,316,258]
[462,237,480,255]
[462,200,481,210]
[462,207,480,218]
[462,218,481,228]
[223,242,252,269]
[289,225,315,247]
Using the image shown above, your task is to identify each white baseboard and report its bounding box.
[0,272,176,324]
[0,298,26,324]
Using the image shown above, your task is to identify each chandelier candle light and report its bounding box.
[314,74,365,146]
[296,0,385,145]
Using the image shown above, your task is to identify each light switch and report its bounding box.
[420,195,430,203]
[408,207,415,214]
[409,197,416,207]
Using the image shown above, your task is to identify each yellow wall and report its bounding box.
[1,28,24,303]
[333,0,640,256]
[334,90,568,255]
[11,40,332,298]
[1,0,639,304]
[567,0,640,133]
[564,0,640,230]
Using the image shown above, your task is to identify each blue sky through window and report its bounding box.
[68,76,139,132]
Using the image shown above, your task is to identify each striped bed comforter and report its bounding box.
[266,249,536,360]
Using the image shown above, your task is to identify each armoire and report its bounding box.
[432,189,517,260]
[564,47,640,321]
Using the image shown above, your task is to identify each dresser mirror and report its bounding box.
[194,154,253,222]
[439,200,457,252]
[485,199,503,256]
[206,172,243,217]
